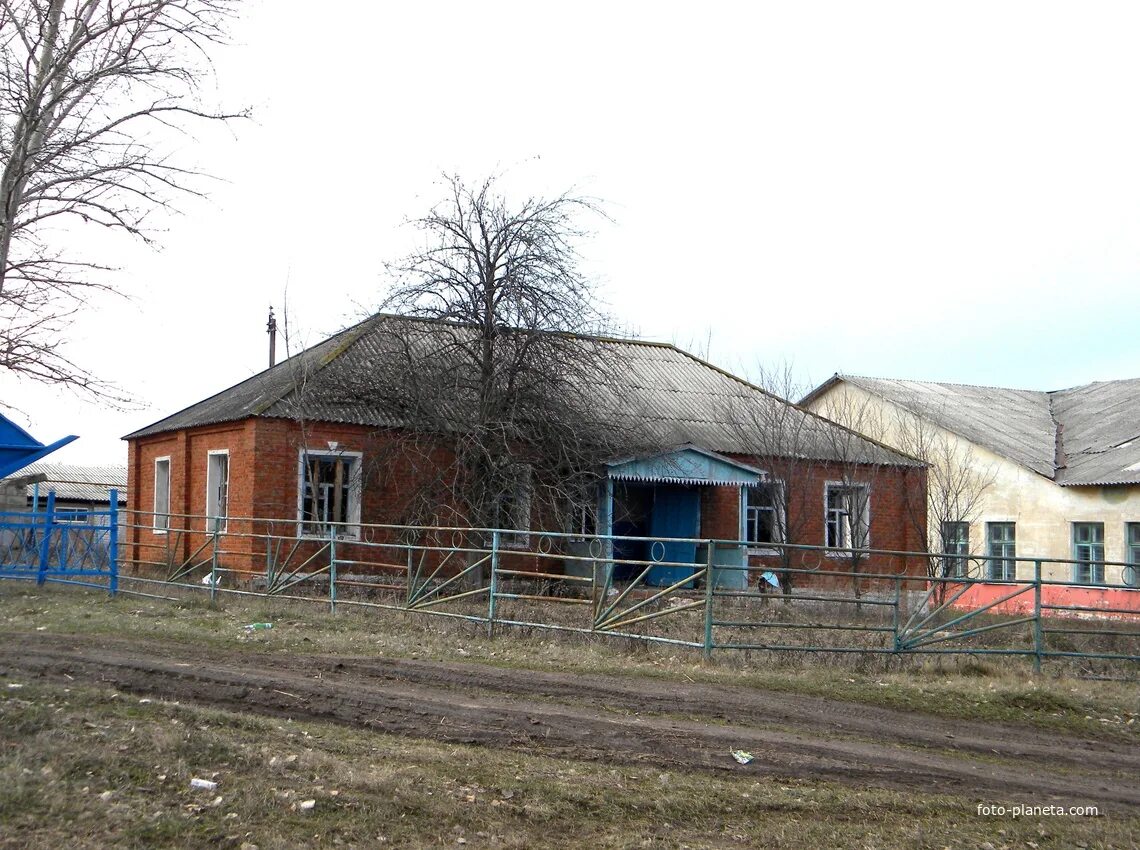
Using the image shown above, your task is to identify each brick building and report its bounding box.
[123,314,926,584]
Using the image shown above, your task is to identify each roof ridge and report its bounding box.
[671,356,925,466]
[841,373,1050,395]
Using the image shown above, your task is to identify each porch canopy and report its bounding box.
[604,443,765,487]
[600,444,763,587]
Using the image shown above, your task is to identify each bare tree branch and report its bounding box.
[302,174,644,574]
[0,0,246,393]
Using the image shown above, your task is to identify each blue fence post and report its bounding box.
[36,491,55,586]
[108,488,119,595]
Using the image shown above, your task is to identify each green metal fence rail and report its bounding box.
[9,508,1135,670]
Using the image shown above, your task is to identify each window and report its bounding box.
[825,483,869,550]
[1127,523,1140,587]
[745,482,784,547]
[153,457,171,532]
[56,508,90,524]
[986,522,1016,580]
[298,450,361,538]
[495,466,533,547]
[941,521,970,577]
[570,502,597,539]
[205,451,229,533]
[1072,522,1105,585]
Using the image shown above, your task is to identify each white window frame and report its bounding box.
[55,507,91,524]
[296,449,363,540]
[824,481,870,555]
[743,480,785,554]
[205,450,229,534]
[153,456,171,534]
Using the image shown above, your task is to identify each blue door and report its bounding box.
[647,486,700,587]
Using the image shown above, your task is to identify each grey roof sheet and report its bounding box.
[838,376,1057,478]
[821,375,1140,486]
[1050,378,1140,486]
[6,461,127,502]
[125,314,919,468]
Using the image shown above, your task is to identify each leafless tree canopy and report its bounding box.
[0,0,243,390]
[333,175,638,535]
[811,386,995,581]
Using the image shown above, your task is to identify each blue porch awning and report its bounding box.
[605,443,764,486]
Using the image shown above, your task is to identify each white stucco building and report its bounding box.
[802,375,1140,587]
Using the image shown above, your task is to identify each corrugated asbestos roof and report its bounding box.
[811,374,1140,486]
[5,461,127,502]
[1049,377,1140,486]
[125,314,919,468]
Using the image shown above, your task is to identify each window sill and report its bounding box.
[824,548,869,559]
[747,546,782,557]
[298,532,360,542]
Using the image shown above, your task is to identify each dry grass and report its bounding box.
[1,679,1137,849]
[2,584,1137,743]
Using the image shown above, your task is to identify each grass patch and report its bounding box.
[1,584,1137,743]
[1,679,1136,849]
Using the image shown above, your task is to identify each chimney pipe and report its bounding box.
[267,307,277,368]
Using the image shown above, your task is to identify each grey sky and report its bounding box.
[4,0,1140,463]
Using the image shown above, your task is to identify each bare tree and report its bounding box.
[0,0,243,391]
[887,401,996,591]
[809,384,994,600]
[309,174,641,573]
[811,388,891,605]
[727,362,823,598]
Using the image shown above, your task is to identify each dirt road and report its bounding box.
[1,633,1135,812]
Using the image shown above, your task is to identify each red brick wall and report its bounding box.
[726,453,928,590]
[126,421,255,572]
[126,417,927,589]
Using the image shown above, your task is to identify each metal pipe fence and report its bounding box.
[3,506,1138,671]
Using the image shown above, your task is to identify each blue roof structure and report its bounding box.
[0,413,77,479]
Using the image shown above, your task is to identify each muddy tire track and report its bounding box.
[1,633,1135,811]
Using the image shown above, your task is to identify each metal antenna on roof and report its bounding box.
[267,306,277,368]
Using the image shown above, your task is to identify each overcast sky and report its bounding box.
[5,0,1140,465]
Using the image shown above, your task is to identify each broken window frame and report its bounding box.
[824,482,869,552]
[744,481,785,551]
[494,466,533,549]
[296,449,363,540]
[205,450,229,534]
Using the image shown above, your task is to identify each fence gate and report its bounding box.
[0,490,118,592]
